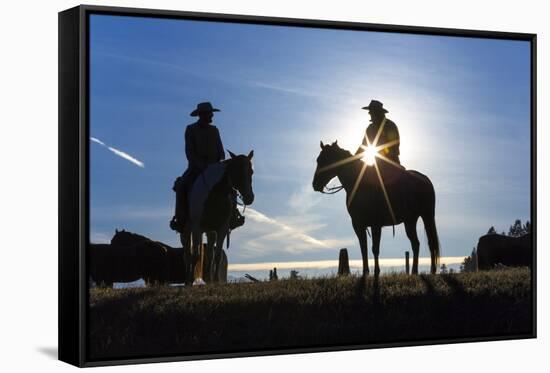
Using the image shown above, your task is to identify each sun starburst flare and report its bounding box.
[319,117,403,224]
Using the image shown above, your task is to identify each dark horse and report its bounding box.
[89,240,169,287]
[182,150,255,284]
[107,229,171,285]
[89,243,143,287]
[312,141,440,275]
[111,229,186,284]
[477,233,531,270]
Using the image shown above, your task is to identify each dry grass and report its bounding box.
[88,268,533,361]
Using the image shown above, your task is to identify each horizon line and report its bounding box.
[228,256,467,271]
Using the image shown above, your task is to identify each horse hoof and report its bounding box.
[193,278,206,286]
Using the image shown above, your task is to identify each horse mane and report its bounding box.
[335,145,353,161]
[327,143,359,168]
[113,229,150,242]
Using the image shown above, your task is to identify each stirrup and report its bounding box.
[229,210,245,230]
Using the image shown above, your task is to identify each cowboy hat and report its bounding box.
[190,102,220,116]
[362,100,388,113]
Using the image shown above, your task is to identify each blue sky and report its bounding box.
[89,14,531,265]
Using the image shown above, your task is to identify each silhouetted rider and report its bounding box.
[171,102,224,232]
[358,100,401,166]
[171,102,243,232]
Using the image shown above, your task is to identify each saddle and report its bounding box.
[170,165,245,233]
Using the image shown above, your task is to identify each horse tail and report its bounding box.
[423,214,441,267]
[421,176,440,270]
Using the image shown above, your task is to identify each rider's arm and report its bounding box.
[214,127,225,161]
[386,121,400,156]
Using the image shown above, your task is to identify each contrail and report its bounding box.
[246,208,328,248]
[90,137,145,168]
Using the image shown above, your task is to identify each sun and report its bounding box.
[361,145,377,166]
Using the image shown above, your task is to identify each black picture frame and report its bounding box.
[59,4,537,367]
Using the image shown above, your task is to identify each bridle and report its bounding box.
[225,158,249,215]
[225,159,251,249]
[316,150,346,195]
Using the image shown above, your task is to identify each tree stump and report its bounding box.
[338,248,350,276]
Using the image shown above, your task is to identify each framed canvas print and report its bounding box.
[58,5,537,367]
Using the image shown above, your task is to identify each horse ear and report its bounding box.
[228,150,237,158]
[335,140,338,145]
[247,150,254,159]
[320,141,324,149]
[115,229,119,233]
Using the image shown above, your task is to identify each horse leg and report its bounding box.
[206,231,217,283]
[371,226,382,277]
[405,219,420,274]
[352,220,369,277]
[214,227,228,283]
[191,230,202,281]
[180,229,193,285]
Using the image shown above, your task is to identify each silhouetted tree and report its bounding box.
[460,247,477,272]
[440,264,448,274]
[290,270,300,280]
[487,226,497,235]
[508,219,530,237]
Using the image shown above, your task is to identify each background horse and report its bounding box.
[181,150,255,284]
[477,233,531,270]
[312,141,440,276]
[89,243,142,287]
[110,229,171,285]
[111,229,188,283]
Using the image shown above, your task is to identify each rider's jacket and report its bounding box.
[185,121,225,172]
[362,118,400,164]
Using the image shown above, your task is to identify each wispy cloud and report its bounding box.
[235,208,353,258]
[90,137,145,168]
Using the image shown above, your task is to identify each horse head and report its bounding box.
[111,229,144,247]
[227,150,255,205]
[313,140,349,192]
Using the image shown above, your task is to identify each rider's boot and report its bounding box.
[229,207,245,230]
[170,188,188,233]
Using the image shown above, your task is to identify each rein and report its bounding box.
[225,161,249,249]
[321,185,344,194]
[225,159,249,215]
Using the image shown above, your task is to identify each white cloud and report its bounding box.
[90,137,145,168]
[288,183,322,214]
[234,208,354,258]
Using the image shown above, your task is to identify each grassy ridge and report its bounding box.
[88,268,532,360]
